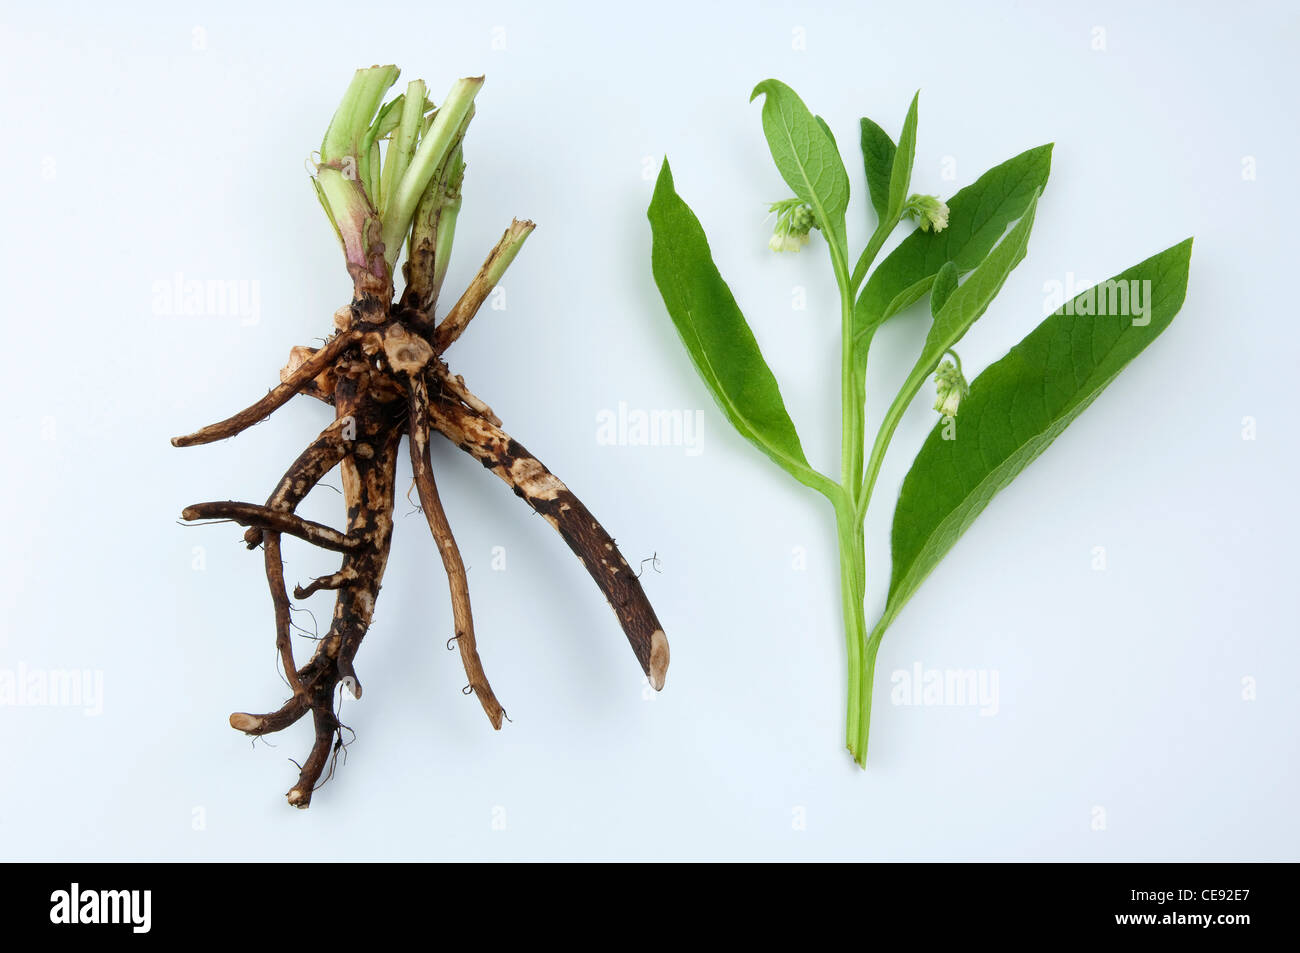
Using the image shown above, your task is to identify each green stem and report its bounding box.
[832,218,897,765]
[843,354,940,762]
[835,500,867,752]
[829,228,874,759]
[856,359,931,513]
[852,615,889,764]
[382,76,483,265]
[850,216,899,290]
[429,143,466,303]
[850,325,876,505]
[380,80,428,219]
[837,277,861,527]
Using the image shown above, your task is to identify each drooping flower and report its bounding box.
[903,193,950,233]
[933,357,969,417]
[767,197,818,252]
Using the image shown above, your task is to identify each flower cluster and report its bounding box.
[933,357,969,418]
[902,193,950,233]
[767,198,819,252]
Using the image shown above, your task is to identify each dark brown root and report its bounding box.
[431,362,501,426]
[171,329,361,447]
[426,385,670,689]
[178,294,667,807]
[287,707,341,809]
[406,373,504,729]
[230,694,310,736]
[181,501,358,553]
[294,567,358,599]
[199,378,403,807]
[243,417,352,549]
[262,533,299,691]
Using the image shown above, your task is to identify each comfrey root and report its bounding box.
[174,67,668,807]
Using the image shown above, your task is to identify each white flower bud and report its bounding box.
[767,197,818,253]
[903,194,951,233]
[933,358,969,417]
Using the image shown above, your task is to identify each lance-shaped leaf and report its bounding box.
[880,238,1194,632]
[750,80,851,258]
[929,260,960,317]
[816,115,840,156]
[860,117,897,224]
[918,190,1039,367]
[885,93,920,224]
[648,159,832,496]
[856,144,1053,334]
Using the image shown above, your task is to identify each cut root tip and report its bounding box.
[229,712,264,733]
[648,629,669,691]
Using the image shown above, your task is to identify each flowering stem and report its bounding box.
[850,215,900,289]
[835,499,868,752]
[778,175,951,764]
[856,360,931,513]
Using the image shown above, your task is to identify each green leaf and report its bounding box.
[881,238,1194,631]
[648,159,833,496]
[886,93,920,222]
[920,190,1039,364]
[856,144,1053,332]
[859,117,897,224]
[929,261,959,317]
[815,115,839,155]
[750,79,851,256]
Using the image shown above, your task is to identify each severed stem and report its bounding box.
[401,129,468,317]
[171,330,361,447]
[406,375,505,728]
[381,77,483,266]
[432,219,534,353]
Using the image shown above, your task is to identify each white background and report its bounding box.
[1,0,1295,860]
